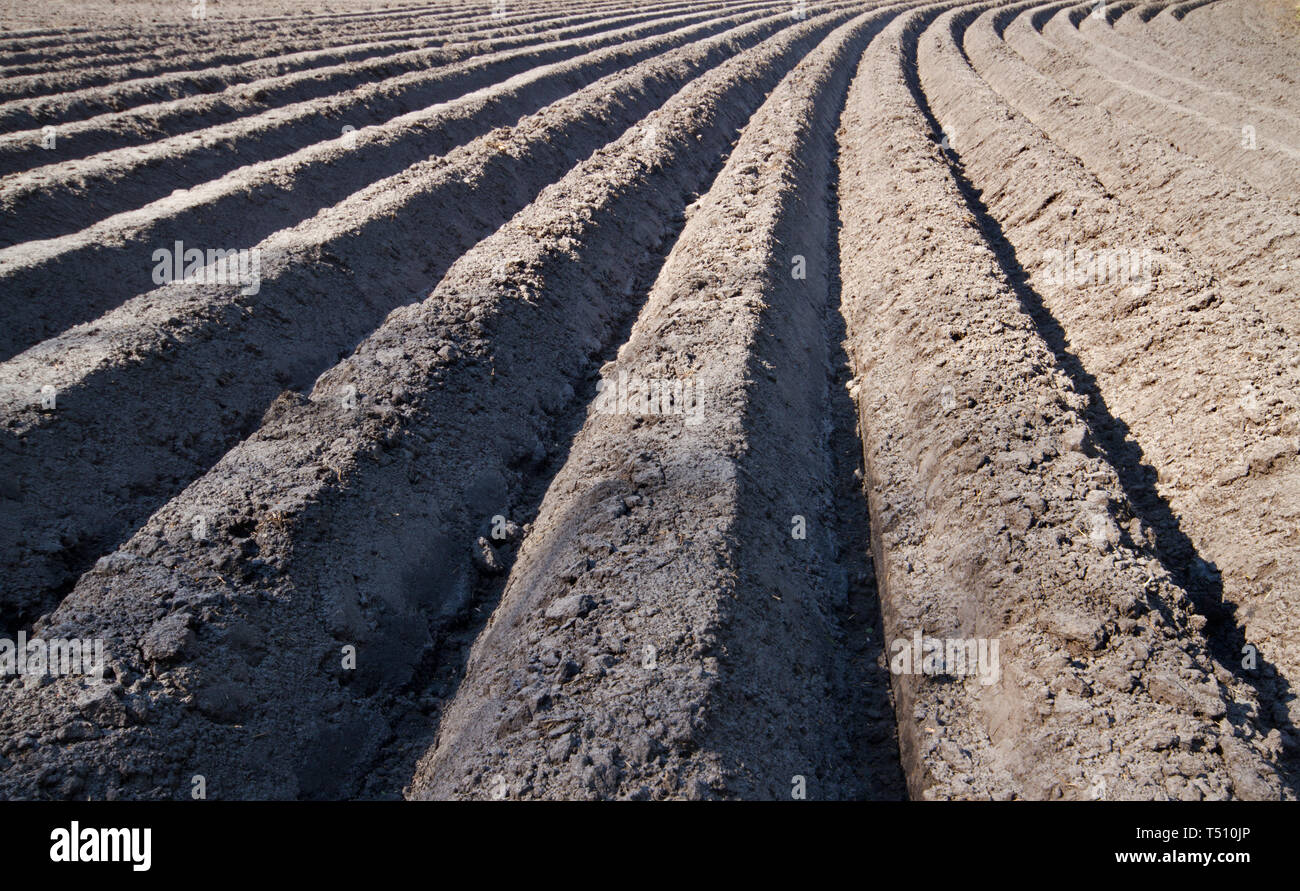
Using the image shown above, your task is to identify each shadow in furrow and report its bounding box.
[900,14,1300,795]
[1170,0,1225,22]
[0,16,786,633]
[822,151,908,800]
[374,192,712,799]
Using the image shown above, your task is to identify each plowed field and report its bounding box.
[0,0,1296,801]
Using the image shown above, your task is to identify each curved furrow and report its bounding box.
[922,1,1300,793]
[1166,0,1223,17]
[0,3,819,649]
[0,3,751,174]
[0,0,680,92]
[976,6,1300,329]
[1071,3,1300,152]
[0,6,794,360]
[1176,0,1300,47]
[1217,0,1300,50]
[0,0,685,134]
[410,4,906,802]
[0,29,98,49]
[832,3,1282,800]
[1096,0,1140,23]
[0,6,768,246]
[0,5,856,801]
[1027,4,1300,196]
[1115,3,1170,27]
[1135,0,1300,115]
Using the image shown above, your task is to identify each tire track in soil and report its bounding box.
[923,1,1300,793]
[409,5,906,801]
[0,5,789,360]
[0,7,807,633]
[0,5,767,245]
[834,3,1282,799]
[0,6,854,800]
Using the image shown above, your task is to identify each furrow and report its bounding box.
[1167,0,1222,17]
[0,0,676,134]
[0,3,820,650]
[0,6,751,245]
[1094,0,1141,24]
[0,6,786,359]
[1032,5,1300,194]
[0,0,696,97]
[834,4,1281,799]
[1115,2,1169,27]
[1132,0,1300,117]
[0,1,474,48]
[0,2,766,175]
[0,1,621,76]
[923,1,1300,792]
[976,6,1300,329]
[0,2,520,60]
[1075,2,1300,142]
[410,4,906,802]
[0,5,855,801]
[1072,3,1300,152]
[0,5,548,84]
[1216,0,1300,51]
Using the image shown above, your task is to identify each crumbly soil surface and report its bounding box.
[0,0,1295,800]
